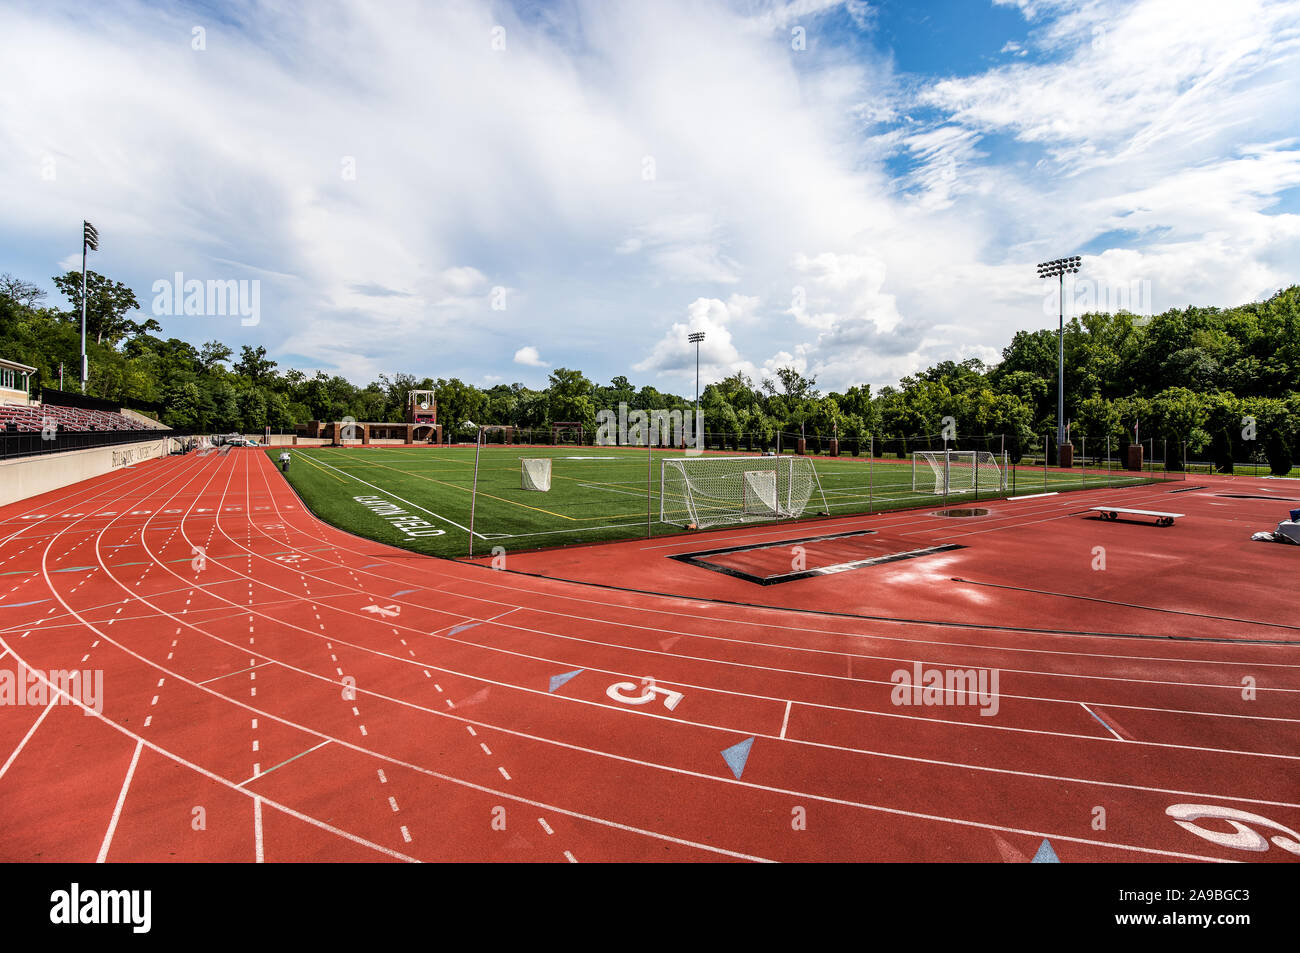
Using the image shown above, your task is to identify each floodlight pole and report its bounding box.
[1056,270,1064,451]
[80,221,98,393]
[688,330,704,423]
[1036,256,1080,467]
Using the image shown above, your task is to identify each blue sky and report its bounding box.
[2,0,1298,396]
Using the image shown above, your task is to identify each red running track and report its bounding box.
[0,449,1297,862]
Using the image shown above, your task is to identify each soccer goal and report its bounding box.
[521,457,552,491]
[660,456,828,528]
[912,450,1007,495]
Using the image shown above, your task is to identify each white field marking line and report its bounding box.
[53,588,1224,869]
[453,543,1300,672]
[780,700,791,740]
[157,477,1300,766]
[97,739,143,863]
[167,454,792,860]
[220,472,1300,675]
[6,644,418,863]
[295,452,487,539]
[633,482,1146,551]
[199,661,274,685]
[237,462,1300,740]
[575,483,647,499]
[81,485,1300,819]
[223,452,1300,774]
[104,468,1300,852]
[219,468,1300,699]
[1006,492,1059,501]
[0,452,176,549]
[254,795,265,862]
[1,631,766,863]
[240,740,331,784]
[1081,703,1126,742]
[901,484,1164,541]
[0,695,56,780]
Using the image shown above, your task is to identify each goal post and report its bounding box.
[912,450,1006,495]
[520,457,552,491]
[659,455,828,528]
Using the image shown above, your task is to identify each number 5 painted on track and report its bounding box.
[606,679,683,711]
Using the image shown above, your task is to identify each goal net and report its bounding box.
[521,457,552,491]
[660,456,827,528]
[912,450,1006,495]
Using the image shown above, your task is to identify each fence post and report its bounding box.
[868,434,873,513]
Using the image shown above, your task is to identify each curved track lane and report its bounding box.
[1,450,1297,862]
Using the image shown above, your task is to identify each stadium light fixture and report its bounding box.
[81,221,99,394]
[1036,255,1081,460]
[688,331,705,419]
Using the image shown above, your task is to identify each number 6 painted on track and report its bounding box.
[606,679,684,711]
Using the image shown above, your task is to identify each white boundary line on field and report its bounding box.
[298,451,489,540]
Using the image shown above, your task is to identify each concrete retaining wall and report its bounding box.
[0,438,171,508]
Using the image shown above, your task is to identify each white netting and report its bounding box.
[743,469,779,516]
[660,456,823,528]
[521,457,552,491]
[911,451,1005,494]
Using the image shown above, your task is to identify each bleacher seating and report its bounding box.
[0,402,155,434]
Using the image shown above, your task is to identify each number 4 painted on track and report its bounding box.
[606,677,683,711]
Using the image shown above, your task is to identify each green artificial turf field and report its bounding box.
[268,445,1170,558]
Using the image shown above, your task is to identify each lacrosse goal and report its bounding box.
[660,456,828,528]
[912,450,1006,495]
[521,457,552,491]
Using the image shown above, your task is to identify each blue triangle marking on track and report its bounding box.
[362,562,384,568]
[1031,839,1060,863]
[721,737,755,779]
[391,589,416,597]
[549,669,583,693]
[0,599,49,609]
[448,623,480,636]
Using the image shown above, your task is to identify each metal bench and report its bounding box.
[1089,507,1182,527]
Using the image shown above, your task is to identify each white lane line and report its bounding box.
[538,818,554,835]
[1081,702,1126,742]
[254,796,265,862]
[780,700,792,740]
[0,697,56,780]
[97,739,143,863]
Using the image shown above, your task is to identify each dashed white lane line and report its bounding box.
[538,818,554,835]
[498,766,511,781]
[564,850,578,863]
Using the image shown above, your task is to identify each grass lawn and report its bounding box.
[269,445,1171,558]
